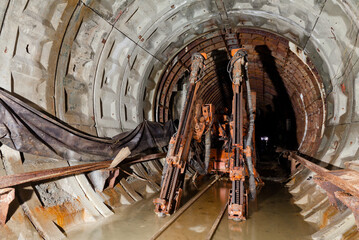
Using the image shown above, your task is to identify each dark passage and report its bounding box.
[254,45,298,154]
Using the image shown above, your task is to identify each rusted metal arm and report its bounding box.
[0,152,166,189]
[289,153,359,199]
[0,152,164,225]
[228,49,247,221]
[154,53,207,216]
[243,59,256,198]
[290,152,359,229]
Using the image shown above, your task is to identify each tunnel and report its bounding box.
[0,0,359,239]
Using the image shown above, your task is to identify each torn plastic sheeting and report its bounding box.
[0,88,174,161]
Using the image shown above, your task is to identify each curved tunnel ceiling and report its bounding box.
[154,29,325,155]
[0,0,357,168]
[0,0,359,238]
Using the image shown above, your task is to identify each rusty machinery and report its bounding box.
[226,49,259,220]
[154,50,262,221]
[153,52,212,216]
[207,49,262,221]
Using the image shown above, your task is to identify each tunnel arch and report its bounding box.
[0,0,359,238]
[153,28,325,155]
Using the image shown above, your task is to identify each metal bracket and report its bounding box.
[0,188,15,225]
[108,169,120,189]
[290,158,299,175]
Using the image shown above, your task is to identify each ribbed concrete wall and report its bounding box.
[0,0,358,239]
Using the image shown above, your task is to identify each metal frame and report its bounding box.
[153,53,210,216]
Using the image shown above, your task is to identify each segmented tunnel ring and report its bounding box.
[154,28,325,156]
[1,0,359,239]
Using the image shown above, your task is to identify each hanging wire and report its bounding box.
[227,49,248,82]
[192,53,206,84]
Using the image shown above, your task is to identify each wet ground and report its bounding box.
[67,176,316,240]
[213,180,315,240]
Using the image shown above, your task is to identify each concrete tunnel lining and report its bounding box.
[0,0,359,239]
[154,29,325,155]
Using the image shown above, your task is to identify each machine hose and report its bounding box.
[244,64,256,200]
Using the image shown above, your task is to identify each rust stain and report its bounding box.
[33,199,84,228]
[102,188,121,207]
[11,211,26,224]
[342,225,359,239]
[114,10,123,23]
[320,205,338,229]
[341,83,346,93]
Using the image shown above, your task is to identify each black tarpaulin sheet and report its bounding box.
[0,88,174,161]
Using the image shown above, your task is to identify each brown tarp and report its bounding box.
[0,88,174,161]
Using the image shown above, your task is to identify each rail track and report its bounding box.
[150,176,231,240]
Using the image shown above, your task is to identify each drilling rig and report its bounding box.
[153,52,212,216]
[226,48,258,220]
[154,50,262,220]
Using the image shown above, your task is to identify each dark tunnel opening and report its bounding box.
[253,45,299,179]
[211,49,233,114]
[155,29,325,180]
[254,45,298,151]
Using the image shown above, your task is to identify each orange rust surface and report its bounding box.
[320,205,338,229]
[210,149,230,173]
[34,199,84,229]
[210,149,230,161]
[102,188,122,208]
[343,225,359,240]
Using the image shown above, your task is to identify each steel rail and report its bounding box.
[150,176,220,240]
[206,200,229,240]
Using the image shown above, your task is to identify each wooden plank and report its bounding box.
[56,176,101,221]
[150,176,220,240]
[132,164,160,192]
[74,174,114,217]
[109,147,131,168]
[206,201,228,240]
[148,160,163,174]
[120,179,142,202]
[116,184,136,205]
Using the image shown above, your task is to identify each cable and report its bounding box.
[227,50,248,83]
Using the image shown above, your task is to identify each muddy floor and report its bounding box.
[67,177,316,240]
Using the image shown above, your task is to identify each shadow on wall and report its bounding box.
[211,49,232,113]
[254,45,298,151]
